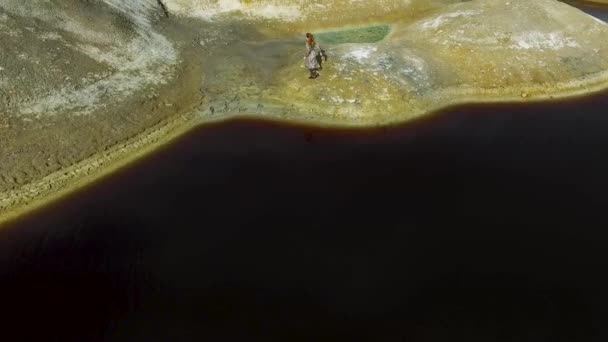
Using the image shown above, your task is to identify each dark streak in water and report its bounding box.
[2,89,608,341]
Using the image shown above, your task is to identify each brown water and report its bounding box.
[2,3,608,342]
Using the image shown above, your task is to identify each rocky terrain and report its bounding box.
[1,0,608,221]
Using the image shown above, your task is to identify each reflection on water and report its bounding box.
[2,91,608,341]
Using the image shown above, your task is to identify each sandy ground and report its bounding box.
[1,0,608,224]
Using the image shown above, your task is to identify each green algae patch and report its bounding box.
[315,25,391,44]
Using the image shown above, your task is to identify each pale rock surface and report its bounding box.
[0,0,177,118]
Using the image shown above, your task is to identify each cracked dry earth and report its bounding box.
[1,0,608,219]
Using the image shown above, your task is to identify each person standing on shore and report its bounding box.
[304,33,326,79]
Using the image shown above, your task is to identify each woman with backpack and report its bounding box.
[304,33,326,79]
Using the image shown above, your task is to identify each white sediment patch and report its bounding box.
[102,0,164,28]
[420,10,481,30]
[439,34,499,47]
[335,43,432,93]
[511,31,579,50]
[13,0,178,117]
[386,51,431,90]
[400,56,426,78]
[343,46,377,63]
[21,32,177,117]
[164,0,419,21]
[164,0,300,21]
[247,4,300,20]
[38,32,62,41]
[330,96,345,104]
[0,0,115,44]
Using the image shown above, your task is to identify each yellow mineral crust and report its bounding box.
[1,0,608,223]
[253,0,608,124]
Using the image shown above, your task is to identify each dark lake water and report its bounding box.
[2,4,608,341]
[572,1,608,22]
[3,90,608,341]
